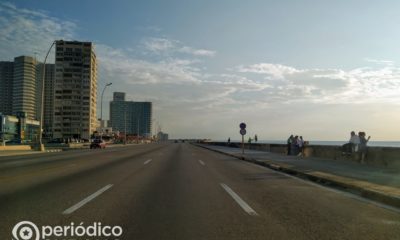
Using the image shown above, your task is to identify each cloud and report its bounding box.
[142,37,216,57]
[234,62,400,105]
[236,63,300,79]
[0,2,77,62]
[364,58,394,66]
[143,37,176,52]
[179,46,216,57]
[97,44,202,85]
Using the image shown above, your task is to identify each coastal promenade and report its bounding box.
[195,142,400,209]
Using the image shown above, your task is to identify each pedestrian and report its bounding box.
[254,134,258,142]
[349,131,360,153]
[359,132,371,163]
[287,135,293,155]
[292,135,299,156]
[297,136,304,157]
[228,137,231,144]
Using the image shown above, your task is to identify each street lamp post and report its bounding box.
[39,40,56,151]
[100,82,112,139]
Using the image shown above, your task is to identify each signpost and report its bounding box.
[239,122,246,155]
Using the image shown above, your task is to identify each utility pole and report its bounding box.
[39,40,57,151]
[100,82,112,140]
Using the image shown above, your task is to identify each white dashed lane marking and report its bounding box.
[62,184,113,215]
[220,183,258,216]
[144,159,152,165]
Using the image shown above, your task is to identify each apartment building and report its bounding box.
[12,56,38,119]
[0,61,14,115]
[109,92,152,136]
[53,40,98,140]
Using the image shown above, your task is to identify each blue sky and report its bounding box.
[1,0,400,140]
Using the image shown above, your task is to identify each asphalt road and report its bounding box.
[1,142,399,240]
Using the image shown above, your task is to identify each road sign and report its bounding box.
[240,129,246,135]
[239,122,246,129]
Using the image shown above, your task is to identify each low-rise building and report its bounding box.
[0,112,40,144]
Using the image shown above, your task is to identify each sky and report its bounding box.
[1,0,400,141]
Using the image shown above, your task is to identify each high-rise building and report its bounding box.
[0,61,14,115]
[0,56,55,140]
[12,56,38,119]
[36,63,55,138]
[113,92,126,101]
[53,40,98,140]
[109,92,152,136]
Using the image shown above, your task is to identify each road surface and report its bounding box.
[1,142,399,239]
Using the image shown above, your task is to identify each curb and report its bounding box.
[194,144,400,209]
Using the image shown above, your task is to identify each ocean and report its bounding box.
[218,140,400,148]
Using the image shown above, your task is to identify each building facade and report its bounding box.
[0,57,55,141]
[0,61,14,116]
[0,113,40,144]
[12,56,38,119]
[157,131,169,141]
[53,40,98,140]
[36,63,55,138]
[109,92,152,136]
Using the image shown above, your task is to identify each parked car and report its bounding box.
[90,139,106,149]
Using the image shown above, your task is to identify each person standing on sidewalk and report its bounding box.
[359,132,371,163]
[287,135,294,155]
[297,136,305,157]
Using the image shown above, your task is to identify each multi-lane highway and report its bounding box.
[1,142,400,239]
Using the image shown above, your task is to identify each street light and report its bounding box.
[100,82,112,139]
[39,40,57,151]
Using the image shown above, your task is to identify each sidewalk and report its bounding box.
[197,144,400,209]
[0,143,144,157]
[0,150,43,157]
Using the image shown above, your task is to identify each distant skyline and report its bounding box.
[1,0,400,140]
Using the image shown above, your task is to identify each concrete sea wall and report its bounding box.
[204,142,400,168]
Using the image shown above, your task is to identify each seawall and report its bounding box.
[203,142,400,168]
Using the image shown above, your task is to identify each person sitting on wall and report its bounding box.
[349,131,360,153]
[342,131,358,155]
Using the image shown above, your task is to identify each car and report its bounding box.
[90,139,106,149]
